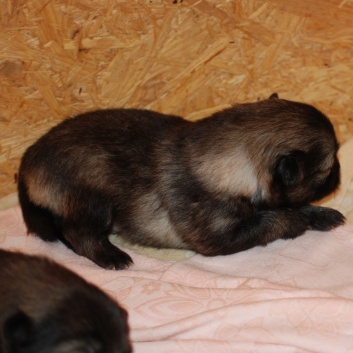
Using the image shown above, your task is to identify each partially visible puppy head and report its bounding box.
[257,94,340,207]
[0,250,131,353]
[3,290,131,353]
[192,94,341,208]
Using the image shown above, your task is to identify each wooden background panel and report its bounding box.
[1,0,352,198]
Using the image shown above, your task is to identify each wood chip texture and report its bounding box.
[1,0,353,198]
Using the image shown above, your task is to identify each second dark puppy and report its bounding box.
[0,249,131,353]
[18,94,345,269]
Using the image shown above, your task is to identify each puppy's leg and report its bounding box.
[63,222,132,270]
[62,192,132,270]
[183,204,345,257]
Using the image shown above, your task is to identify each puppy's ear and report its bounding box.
[274,151,305,186]
[269,93,279,100]
[3,311,34,353]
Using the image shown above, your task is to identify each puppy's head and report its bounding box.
[190,94,340,208]
[257,95,341,207]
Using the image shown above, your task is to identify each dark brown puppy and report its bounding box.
[0,249,131,353]
[18,94,345,269]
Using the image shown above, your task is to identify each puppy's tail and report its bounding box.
[18,176,61,242]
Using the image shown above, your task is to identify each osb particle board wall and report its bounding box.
[1,0,353,198]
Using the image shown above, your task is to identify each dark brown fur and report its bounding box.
[18,95,345,269]
[0,250,131,353]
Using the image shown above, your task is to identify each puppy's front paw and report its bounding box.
[301,205,345,231]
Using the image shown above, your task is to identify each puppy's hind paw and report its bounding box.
[301,205,346,232]
[90,241,133,270]
[98,250,133,270]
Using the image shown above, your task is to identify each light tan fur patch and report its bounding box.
[133,191,189,249]
[25,168,67,216]
[193,148,260,199]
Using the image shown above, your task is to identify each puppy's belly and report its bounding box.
[124,192,189,249]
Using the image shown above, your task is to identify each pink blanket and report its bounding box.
[1,206,353,353]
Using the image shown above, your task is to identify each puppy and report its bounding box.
[0,249,131,353]
[18,94,345,269]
